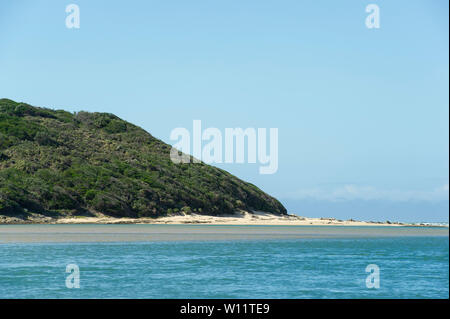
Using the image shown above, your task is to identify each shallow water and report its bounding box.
[0,225,448,298]
[0,224,448,242]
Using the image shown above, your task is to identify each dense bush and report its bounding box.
[0,98,287,217]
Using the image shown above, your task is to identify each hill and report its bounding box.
[0,98,286,219]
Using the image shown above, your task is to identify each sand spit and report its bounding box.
[0,211,442,227]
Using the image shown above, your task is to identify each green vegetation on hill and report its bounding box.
[0,98,286,218]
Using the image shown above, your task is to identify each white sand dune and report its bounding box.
[1,210,439,226]
[51,211,406,226]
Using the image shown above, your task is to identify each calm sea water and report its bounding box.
[0,225,448,298]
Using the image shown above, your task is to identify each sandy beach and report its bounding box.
[0,210,441,226]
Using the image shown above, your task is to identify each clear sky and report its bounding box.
[1,0,448,222]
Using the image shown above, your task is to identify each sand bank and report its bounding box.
[0,223,448,243]
[0,211,441,227]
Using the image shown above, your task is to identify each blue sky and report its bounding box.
[1,0,448,222]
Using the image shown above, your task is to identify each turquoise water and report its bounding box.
[0,227,448,298]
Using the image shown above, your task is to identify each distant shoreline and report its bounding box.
[0,211,446,227]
